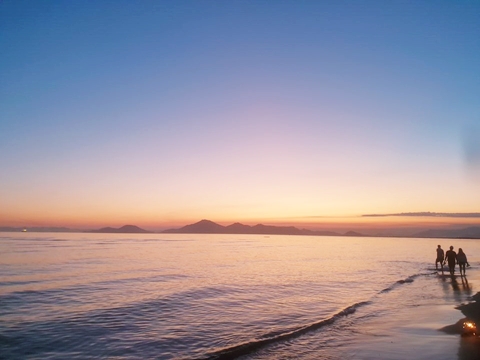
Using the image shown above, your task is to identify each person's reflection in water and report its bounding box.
[451,276,460,292]
[438,261,476,360]
[439,273,470,299]
[461,276,471,294]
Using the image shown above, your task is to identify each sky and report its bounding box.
[1,0,479,231]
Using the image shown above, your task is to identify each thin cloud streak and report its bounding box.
[362,212,480,218]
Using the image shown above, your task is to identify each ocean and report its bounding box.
[1,232,478,360]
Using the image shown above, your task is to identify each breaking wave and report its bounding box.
[204,272,427,359]
[203,301,370,360]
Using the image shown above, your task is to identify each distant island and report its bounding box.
[162,219,341,236]
[89,225,152,233]
[1,220,480,239]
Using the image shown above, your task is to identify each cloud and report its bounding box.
[362,212,480,218]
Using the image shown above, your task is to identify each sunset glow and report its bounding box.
[1,1,479,232]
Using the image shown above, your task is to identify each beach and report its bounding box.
[344,269,480,360]
[441,290,480,360]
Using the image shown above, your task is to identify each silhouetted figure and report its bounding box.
[457,248,470,276]
[444,246,457,276]
[435,245,445,272]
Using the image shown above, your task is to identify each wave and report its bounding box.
[201,301,370,360]
[203,272,429,359]
[378,273,424,294]
[0,280,42,287]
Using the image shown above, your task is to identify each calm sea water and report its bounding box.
[1,233,479,359]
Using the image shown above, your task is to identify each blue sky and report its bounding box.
[1,1,479,229]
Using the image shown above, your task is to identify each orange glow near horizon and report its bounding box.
[2,208,480,232]
[1,1,480,239]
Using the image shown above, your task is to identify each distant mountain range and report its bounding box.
[162,219,341,236]
[1,221,480,239]
[411,227,480,239]
[162,220,480,239]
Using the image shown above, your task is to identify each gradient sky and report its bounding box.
[1,1,479,230]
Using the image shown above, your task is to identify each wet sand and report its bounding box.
[347,267,480,360]
[440,290,480,360]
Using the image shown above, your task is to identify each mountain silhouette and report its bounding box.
[226,222,253,233]
[412,226,480,239]
[163,220,340,236]
[90,225,151,233]
[163,219,225,234]
[2,222,479,238]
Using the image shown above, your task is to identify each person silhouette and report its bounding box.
[435,245,444,271]
[457,248,470,276]
[444,246,457,276]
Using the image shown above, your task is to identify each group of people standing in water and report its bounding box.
[435,245,470,276]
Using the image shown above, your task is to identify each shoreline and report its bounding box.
[457,292,480,360]
[440,289,480,360]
